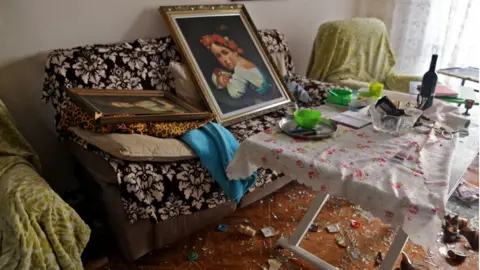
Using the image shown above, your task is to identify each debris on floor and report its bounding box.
[216,224,228,232]
[350,220,361,228]
[443,214,479,251]
[103,181,479,270]
[447,249,467,263]
[336,237,347,248]
[439,246,448,257]
[400,252,416,270]
[349,247,361,260]
[265,259,282,270]
[357,209,373,222]
[461,229,479,251]
[236,224,256,236]
[374,251,383,266]
[261,226,276,238]
[326,223,340,233]
[308,224,319,232]
[187,252,198,261]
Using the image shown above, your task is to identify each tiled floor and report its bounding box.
[102,181,478,270]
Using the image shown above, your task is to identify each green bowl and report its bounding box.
[327,88,352,106]
[294,109,322,129]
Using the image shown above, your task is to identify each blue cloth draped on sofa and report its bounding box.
[180,123,257,202]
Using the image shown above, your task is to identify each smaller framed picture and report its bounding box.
[67,89,212,124]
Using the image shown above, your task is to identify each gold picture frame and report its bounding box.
[67,88,212,125]
[160,4,293,126]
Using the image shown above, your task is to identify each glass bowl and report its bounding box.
[369,105,422,135]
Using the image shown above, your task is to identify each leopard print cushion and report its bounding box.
[58,101,213,138]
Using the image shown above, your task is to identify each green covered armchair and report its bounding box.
[0,99,90,269]
[306,18,421,93]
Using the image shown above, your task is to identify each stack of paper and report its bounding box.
[409,81,458,97]
[435,85,458,97]
[331,109,372,129]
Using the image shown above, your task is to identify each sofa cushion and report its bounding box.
[270,52,288,77]
[69,127,196,162]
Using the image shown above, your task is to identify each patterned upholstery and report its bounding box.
[42,29,335,222]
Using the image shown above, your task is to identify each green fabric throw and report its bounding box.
[0,99,90,269]
[306,18,420,92]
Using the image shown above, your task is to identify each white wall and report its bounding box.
[0,0,356,194]
[355,0,396,30]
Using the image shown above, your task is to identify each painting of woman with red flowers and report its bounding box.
[161,5,292,125]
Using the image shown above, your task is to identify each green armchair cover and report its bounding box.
[0,99,90,269]
[306,18,421,93]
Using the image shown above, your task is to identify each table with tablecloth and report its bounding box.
[226,96,471,269]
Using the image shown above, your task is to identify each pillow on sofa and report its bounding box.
[270,52,287,77]
[69,127,197,162]
[169,61,207,111]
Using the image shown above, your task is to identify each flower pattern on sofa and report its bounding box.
[43,29,334,222]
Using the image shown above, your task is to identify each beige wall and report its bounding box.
[0,0,355,194]
[355,0,396,30]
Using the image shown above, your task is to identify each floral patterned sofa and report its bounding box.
[42,29,334,260]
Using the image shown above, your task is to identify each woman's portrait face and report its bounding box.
[210,43,238,70]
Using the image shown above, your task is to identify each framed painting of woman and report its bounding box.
[160,4,293,126]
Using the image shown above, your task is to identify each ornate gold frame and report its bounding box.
[67,88,212,125]
[160,4,293,126]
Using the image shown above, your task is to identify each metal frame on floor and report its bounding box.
[277,192,409,270]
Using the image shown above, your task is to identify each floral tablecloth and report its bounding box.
[227,107,458,247]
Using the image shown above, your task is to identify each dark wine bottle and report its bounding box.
[419,54,438,110]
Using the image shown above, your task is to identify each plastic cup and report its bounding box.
[369,82,384,98]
